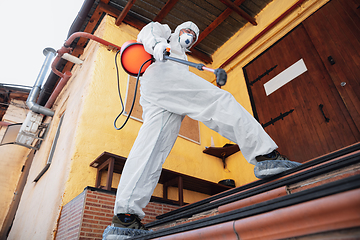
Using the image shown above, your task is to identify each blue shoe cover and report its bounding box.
[254,159,301,179]
[103,226,151,240]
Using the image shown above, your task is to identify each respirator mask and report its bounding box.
[179,29,195,49]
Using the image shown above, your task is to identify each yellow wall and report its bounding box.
[0,145,30,232]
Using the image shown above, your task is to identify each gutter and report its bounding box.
[67,0,96,38]
[0,83,31,93]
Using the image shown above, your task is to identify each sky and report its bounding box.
[0,0,85,87]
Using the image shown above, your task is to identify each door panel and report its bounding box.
[244,7,359,162]
[302,0,360,132]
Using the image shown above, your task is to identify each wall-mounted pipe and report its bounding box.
[44,72,72,109]
[64,32,121,51]
[44,32,122,109]
[26,48,56,116]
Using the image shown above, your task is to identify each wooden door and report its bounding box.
[243,0,360,162]
[302,0,360,133]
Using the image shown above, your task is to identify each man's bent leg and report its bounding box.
[114,99,183,219]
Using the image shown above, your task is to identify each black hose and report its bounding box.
[113,51,152,130]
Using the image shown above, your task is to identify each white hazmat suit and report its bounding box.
[114,21,278,219]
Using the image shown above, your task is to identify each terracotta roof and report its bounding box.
[140,143,360,239]
[0,83,30,119]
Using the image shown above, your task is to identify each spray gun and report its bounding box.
[163,48,227,86]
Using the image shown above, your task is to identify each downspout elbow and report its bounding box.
[26,99,55,117]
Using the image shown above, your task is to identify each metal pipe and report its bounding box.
[44,71,72,109]
[26,48,56,116]
[51,32,121,79]
[50,52,66,78]
[64,32,122,50]
[46,32,123,109]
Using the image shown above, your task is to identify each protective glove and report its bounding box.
[153,42,170,62]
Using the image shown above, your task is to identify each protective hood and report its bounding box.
[174,21,199,48]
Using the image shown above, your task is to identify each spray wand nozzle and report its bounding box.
[163,49,227,86]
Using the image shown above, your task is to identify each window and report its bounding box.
[125,76,200,143]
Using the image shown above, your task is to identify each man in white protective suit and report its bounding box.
[111,21,301,229]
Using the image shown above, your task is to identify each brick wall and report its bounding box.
[55,187,179,240]
[56,190,86,239]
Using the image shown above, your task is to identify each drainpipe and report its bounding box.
[67,0,96,38]
[44,49,73,109]
[26,48,56,116]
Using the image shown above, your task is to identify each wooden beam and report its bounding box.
[85,2,213,63]
[99,2,147,30]
[178,176,184,206]
[188,48,212,64]
[105,157,115,191]
[115,0,136,26]
[100,2,212,63]
[220,0,307,68]
[163,176,184,206]
[193,0,246,48]
[218,0,257,25]
[153,0,179,23]
[95,168,101,188]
